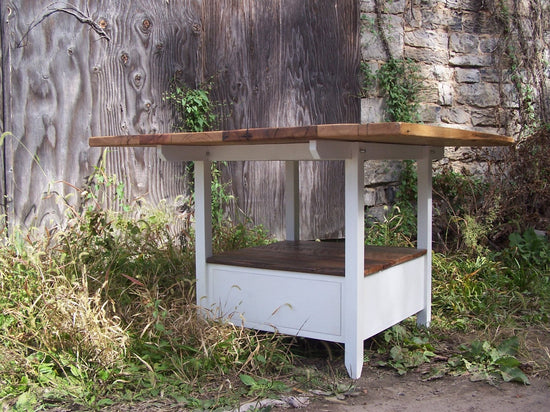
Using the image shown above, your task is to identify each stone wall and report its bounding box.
[359,0,549,219]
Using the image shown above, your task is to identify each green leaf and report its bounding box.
[239,374,257,387]
[15,391,38,412]
[497,336,519,356]
[494,356,521,368]
[500,366,530,384]
[96,398,115,407]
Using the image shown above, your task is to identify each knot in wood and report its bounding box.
[142,19,151,31]
[192,23,202,34]
[120,52,129,65]
[99,19,108,29]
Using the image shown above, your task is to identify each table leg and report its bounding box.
[195,160,213,309]
[344,145,365,379]
[285,161,300,241]
[416,149,432,327]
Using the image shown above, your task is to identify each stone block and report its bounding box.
[456,83,500,107]
[446,0,483,12]
[440,107,470,124]
[443,147,474,163]
[420,6,463,31]
[364,187,376,207]
[449,53,493,67]
[462,11,499,35]
[361,13,404,60]
[438,82,454,106]
[456,68,481,83]
[360,0,405,14]
[419,104,441,123]
[375,186,388,205]
[405,46,448,65]
[366,205,388,224]
[480,36,499,53]
[500,83,519,108]
[450,33,479,53]
[429,65,454,81]
[404,29,448,50]
[361,98,385,123]
[423,82,440,103]
[471,109,498,127]
[479,67,501,82]
[364,160,403,186]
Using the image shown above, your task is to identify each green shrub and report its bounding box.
[163,79,218,133]
[499,228,550,291]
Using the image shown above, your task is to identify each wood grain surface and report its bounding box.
[2,0,358,239]
[207,240,427,276]
[90,123,514,147]
[2,1,197,229]
[200,0,359,240]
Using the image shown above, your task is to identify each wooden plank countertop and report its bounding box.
[89,122,514,148]
[207,241,427,277]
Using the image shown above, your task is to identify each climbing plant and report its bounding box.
[164,78,218,133]
[494,0,549,135]
[377,58,423,123]
[362,0,424,123]
[488,0,550,234]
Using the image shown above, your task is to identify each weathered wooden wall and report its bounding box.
[204,0,359,239]
[0,3,5,222]
[1,0,359,238]
[1,0,198,229]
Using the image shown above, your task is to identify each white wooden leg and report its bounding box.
[344,145,365,379]
[416,149,432,327]
[285,161,300,240]
[195,160,213,309]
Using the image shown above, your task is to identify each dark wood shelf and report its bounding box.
[207,240,426,277]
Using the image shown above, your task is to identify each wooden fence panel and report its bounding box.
[86,0,200,219]
[2,0,358,239]
[0,13,5,221]
[2,0,196,230]
[203,0,359,239]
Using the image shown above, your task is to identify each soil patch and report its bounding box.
[303,365,550,412]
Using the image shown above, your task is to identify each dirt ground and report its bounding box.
[93,369,549,412]
[42,328,550,411]
[300,328,550,412]
[302,366,550,412]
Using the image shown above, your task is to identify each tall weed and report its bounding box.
[0,172,288,409]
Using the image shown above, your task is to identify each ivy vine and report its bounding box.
[377,59,423,123]
[361,0,425,123]
[494,0,549,135]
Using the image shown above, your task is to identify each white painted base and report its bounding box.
[201,255,426,345]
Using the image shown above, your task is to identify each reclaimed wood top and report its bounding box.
[207,240,427,277]
[89,123,513,148]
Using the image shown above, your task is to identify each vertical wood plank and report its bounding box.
[285,160,300,240]
[204,0,359,239]
[5,0,97,228]
[0,3,6,222]
[88,0,200,214]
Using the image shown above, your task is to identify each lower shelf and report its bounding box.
[207,240,426,276]
[201,241,429,343]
